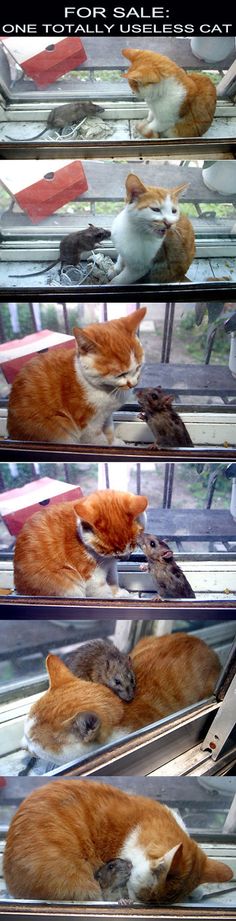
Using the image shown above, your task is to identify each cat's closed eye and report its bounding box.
[151,207,161,213]
[82,522,94,533]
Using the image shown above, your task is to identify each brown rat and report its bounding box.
[6,101,104,141]
[137,532,195,599]
[64,638,136,702]
[9,224,111,278]
[94,858,133,901]
[136,387,193,448]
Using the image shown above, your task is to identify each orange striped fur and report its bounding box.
[8,308,146,444]
[123,49,216,138]
[14,490,148,597]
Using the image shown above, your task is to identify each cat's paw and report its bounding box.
[107,265,116,280]
[135,120,149,135]
[139,562,149,571]
[111,437,126,447]
[109,275,120,285]
[112,586,130,598]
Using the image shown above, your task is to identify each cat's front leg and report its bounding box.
[86,569,115,599]
[110,265,144,286]
[111,585,131,598]
[103,417,126,448]
[107,254,124,280]
[80,428,110,446]
[106,560,130,598]
[140,119,160,138]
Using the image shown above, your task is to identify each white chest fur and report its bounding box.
[119,826,154,900]
[141,76,187,133]
[112,208,163,278]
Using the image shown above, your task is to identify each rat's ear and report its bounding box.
[162,394,174,406]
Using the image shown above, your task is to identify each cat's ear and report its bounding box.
[126,173,148,202]
[149,843,183,875]
[73,327,98,355]
[46,654,76,689]
[75,496,97,527]
[200,857,233,884]
[120,306,147,333]
[72,711,101,741]
[127,494,148,517]
[171,183,189,199]
[122,48,140,62]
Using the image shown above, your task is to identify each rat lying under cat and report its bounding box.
[137,533,195,599]
[136,386,193,448]
[4,779,232,901]
[95,858,133,902]
[9,224,111,278]
[6,101,104,141]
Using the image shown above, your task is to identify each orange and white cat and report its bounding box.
[22,634,220,765]
[7,308,146,445]
[4,779,233,902]
[14,489,148,598]
[109,174,195,284]
[122,49,217,138]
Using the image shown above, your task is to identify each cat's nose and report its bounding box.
[163,220,171,228]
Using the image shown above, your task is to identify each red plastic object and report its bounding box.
[22,38,87,87]
[15,161,88,223]
[0,478,83,536]
[0,330,75,384]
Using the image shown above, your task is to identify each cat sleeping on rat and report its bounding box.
[22,633,220,765]
[4,779,232,901]
[109,173,195,285]
[13,489,148,597]
[8,307,146,444]
[122,48,217,138]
